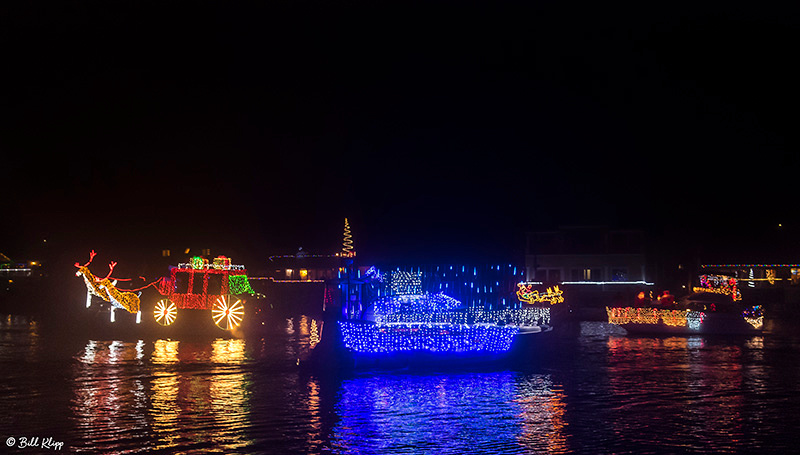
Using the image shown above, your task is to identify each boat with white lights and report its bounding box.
[606,274,763,335]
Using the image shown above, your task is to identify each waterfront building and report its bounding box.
[0,252,41,278]
[525,227,653,314]
[265,248,355,282]
[261,219,365,316]
[0,252,46,313]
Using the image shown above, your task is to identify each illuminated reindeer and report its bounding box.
[75,251,141,322]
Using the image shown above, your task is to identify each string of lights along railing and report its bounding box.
[694,274,741,301]
[376,307,550,326]
[701,264,800,268]
[337,322,519,353]
[373,292,462,315]
[178,263,246,271]
[606,307,706,330]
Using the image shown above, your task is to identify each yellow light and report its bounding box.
[310,319,322,348]
[692,286,742,301]
[660,310,688,327]
[744,316,763,330]
[342,218,354,255]
[516,284,564,305]
[152,339,180,364]
[606,307,705,328]
[154,299,177,326]
[212,295,244,330]
[211,338,246,363]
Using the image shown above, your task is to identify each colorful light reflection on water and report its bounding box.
[71,338,253,453]
[331,372,566,454]
[2,317,800,453]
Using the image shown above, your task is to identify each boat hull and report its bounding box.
[617,313,761,335]
[338,321,519,354]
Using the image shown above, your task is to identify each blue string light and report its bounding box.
[339,265,547,355]
[373,292,462,315]
[338,322,518,353]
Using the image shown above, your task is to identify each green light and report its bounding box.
[228,275,254,295]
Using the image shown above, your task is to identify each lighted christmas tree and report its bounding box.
[342,218,354,256]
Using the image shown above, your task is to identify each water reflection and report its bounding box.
[5,315,800,454]
[331,372,568,454]
[152,339,179,364]
[515,376,568,453]
[72,340,151,453]
[601,335,763,453]
[72,338,251,453]
[284,316,324,357]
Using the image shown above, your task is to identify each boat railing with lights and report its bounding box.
[176,262,246,271]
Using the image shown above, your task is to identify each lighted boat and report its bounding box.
[76,251,256,331]
[606,275,763,335]
[338,292,520,356]
[334,273,558,365]
[152,255,255,331]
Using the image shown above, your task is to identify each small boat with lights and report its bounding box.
[606,275,763,335]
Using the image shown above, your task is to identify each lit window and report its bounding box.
[300,269,308,280]
[162,249,171,257]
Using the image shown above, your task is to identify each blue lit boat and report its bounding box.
[336,281,556,367]
[338,291,520,357]
[305,270,558,369]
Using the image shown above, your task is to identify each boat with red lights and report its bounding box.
[76,251,256,331]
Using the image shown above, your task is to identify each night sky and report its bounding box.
[4,1,797,267]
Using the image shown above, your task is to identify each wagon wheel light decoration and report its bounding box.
[154,299,177,326]
[212,295,244,330]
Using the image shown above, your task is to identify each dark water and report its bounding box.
[2,314,800,454]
